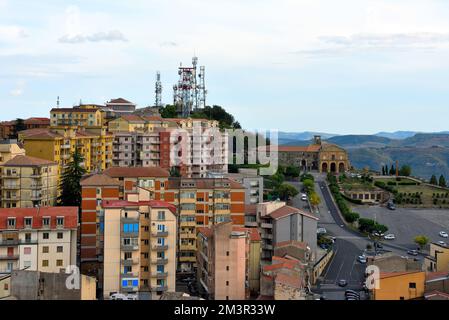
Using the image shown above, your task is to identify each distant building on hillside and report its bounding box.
[106,98,137,115]
[0,118,50,140]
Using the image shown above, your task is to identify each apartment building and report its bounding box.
[0,155,58,208]
[372,271,426,300]
[0,118,50,140]
[0,207,78,275]
[197,222,255,300]
[256,201,318,263]
[105,98,136,115]
[101,188,177,299]
[109,116,228,178]
[50,105,106,127]
[425,242,449,273]
[80,174,121,290]
[19,126,113,175]
[0,140,25,165]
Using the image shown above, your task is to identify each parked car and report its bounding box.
[438,241,447,246]
[384,234,396,240]
[387,202,396,210]
[345,289,359,296]
[439,231,448,238]
[357,255,367,264]
[375,242,383,249]
[317,227,327,235]
[407,250,418,256]
[301,194,308,201]
[337,279,348,287]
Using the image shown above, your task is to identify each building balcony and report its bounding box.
[180,233,196,239]
[2,174,19,179]
[152,245,168,251]
[2,195,18,201]
[31,194,42,201]
[261,233,273,240]
[151,272,168,279]
[0,255,19,261]
[121,244,139,251]
[30,184,43,189]
[120,272,139,278]
[180,244,196,251]
[2,185,19,190]
[61,154,71,160]
[151,231,168,237]
[179,256,196,263]
[121,217,139,224]
[121,258,140,266]
[151,286,168,292]
[261,223,273,229]
[150,258,168,265]
[0,239,19,246]
[121,230,139,238]
[245,221,258,228]
[180,221,196,227]
[60,144,71,149]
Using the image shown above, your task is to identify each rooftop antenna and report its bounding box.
[155,71,162,108]
[57,96,60,108]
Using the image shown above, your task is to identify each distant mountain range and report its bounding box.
[278,132,449,180]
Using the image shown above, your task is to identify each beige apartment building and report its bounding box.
[0,207,78,275]
[197,222,261,300]
[425,242,449,273]
[0,140,25,165]
[102,188,178,299]
[1,155,58,208]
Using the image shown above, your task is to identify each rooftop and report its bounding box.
[2,155,57,167]
[80,174,121,187]
[104,166,170,178]
[107,98,134,105]
[0,207,78,229]
[102,199,177,214]
[268,205,319,221]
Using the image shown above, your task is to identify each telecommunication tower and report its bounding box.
[155,71,163,108]
[173,57,207,117]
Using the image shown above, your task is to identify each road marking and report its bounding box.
[322,246,339,279]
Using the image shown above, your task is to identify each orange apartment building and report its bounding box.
[0,118,50,139]
[81,167,246,273]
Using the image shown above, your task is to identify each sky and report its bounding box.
[1,0,449,134]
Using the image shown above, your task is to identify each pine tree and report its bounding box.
[58,149,86,207]
[439,175,447,188]
[389,165,395,176]
[382,166,385,175]
[430,175,438,185]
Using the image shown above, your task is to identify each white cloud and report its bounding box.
[0,25,28,41]
[10,80,25,97]
[59,30,128,44]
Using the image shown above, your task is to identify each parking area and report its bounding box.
[354,206,449,249]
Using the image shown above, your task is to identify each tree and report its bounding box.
[389,165,396,176]
[439,175,447,188]
[58,149,86,207]
[159,104,177,118]
[382,166,385,176]
[285,166,300,178]
[430,175,438,185]
[276,183,299,201]
[309,191,321,206]
[169,166,181,177]
[385,165,389,176]
[399,165,412,177]
[302,179,314,194]
[8,118,27,139]
[414,235,429,249]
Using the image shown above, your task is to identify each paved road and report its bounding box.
[355,206,449,249]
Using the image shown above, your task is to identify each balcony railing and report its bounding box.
[121,258,140,266]
[121,244,139,251]
[152,286,168,292]
[120,272,139,278]
[151,272,168,279]
[150,258,168,265]
[0,239,19,246]
[0,255,19,261]
[152,245,168,251]
[151,231,168,237]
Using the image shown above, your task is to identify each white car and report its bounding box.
[438,241,447,246]
[357,255,367,263]
[439,231,448,238]
[317,227,327,235]
[384,234,396,240]
[301,194,308,201]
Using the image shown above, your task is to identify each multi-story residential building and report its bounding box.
[109,116,228,178]
[80,173,121,291]
[19,126,113,175]
[425,242,449,273]
[0,207,78,275]
[105,98,137,115]
[50,105,107,127]
[101,188,178,299]
[256,201,318,263]
[0,118,50,140]
[0,155,58,208]
[372,271,426,300]
[0,140,25,165]
[197,222,260,300]
[209,169,264,205]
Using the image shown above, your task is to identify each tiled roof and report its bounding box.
[104,166,170,178]
[0,207,78,230]
[275,240,308,250]
[278,145,322,153]
[274,273,303,289]
[25,117,50,125]
[425,291,449,300]
[50,108,98,113]
[108,98,133,104]
[102,200,177,214]
[263,256,300,272]
[198,227,213,238]
[167,178,245,190]
[426,271,449,282]
[269,205,319,221]
[2,155,56,167]
[232,226,261,241]
[120,115,145,123]
[20,128,63,139]
[80,174,121,186]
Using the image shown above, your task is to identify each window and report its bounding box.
[24,247,31,255]
[42,246,49,253]
[409,283,417,289]
[43,233,49,239]
[226,281,229,286]
[157,265,165,273]
[43,217,50,227]
[157,211,165,221]
[42,260,49,267]
[226,251,229,256]
[124,266,132,273]
[7,218,16,228]
[57,246,63,253]
[56,260,63,267]
[24,218,32,228]
[226,266,229,271]
[124,252,132,260]
[56,217,64,226]
[57,232,63,239]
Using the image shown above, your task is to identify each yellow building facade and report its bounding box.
[425,242,449,273]
[373,271,426,300]
[1,155,58,208]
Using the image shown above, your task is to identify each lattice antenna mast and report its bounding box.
[192,56,199,111]
[155,71,163,108]
[198,66,207,109]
